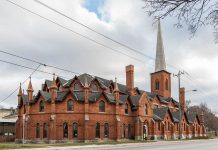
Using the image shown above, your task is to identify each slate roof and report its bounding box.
[153,107,169,120]
[186,113,197,124]
[57,77,68,85]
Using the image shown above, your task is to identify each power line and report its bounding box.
[4,0,148,66]
[0,49,80,75]
[0,59,70,79]
[0,64,41,104]
[33,0,181,71]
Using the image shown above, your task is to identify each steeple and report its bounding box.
[155,18,166,72]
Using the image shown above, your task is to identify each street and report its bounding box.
[19,139,218,150]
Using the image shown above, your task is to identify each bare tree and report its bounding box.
[143,0,218,43]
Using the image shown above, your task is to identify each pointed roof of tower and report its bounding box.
[18,83,22,96]
[155,18,166,72]
[27,77,34,92]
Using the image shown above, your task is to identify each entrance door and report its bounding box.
[143,125,147,139]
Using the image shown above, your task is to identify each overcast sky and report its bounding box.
[0,0,217,112]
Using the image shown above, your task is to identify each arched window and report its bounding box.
[165,79,169,90]
[145,104,148,115]
[155,80,160,90]
[23,106,26,114]
[122,124,126,139]
[104,123,109,138]
[43,123,47,138]
[128,124,131,139]
[158,122,161,131]
[109,86,113,93]
[73,123,78,138]
[63,122,68,138]
[36,123,40,138]
[168,122,170,131]
[74,83,80,91]
[92,84,98,92]
[67,100,73,111]
[39,100,44,112]
[125,103,128,114]
[99,101,105,112]
[96,123,100,138]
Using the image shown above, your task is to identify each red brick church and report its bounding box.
[15,20,206,143]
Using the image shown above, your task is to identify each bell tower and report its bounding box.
[151,19,171,98]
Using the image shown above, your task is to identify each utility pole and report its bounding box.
[173,70,184,140]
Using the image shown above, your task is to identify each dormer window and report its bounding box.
[92,83,98,92]
[109,86,113,93]
[74,83,80,91]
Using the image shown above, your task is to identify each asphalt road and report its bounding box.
[20,139,218,150]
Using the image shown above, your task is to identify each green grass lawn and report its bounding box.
[0,140,151,149]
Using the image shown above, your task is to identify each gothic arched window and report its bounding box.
[125,103,128,114]
[165,79,169,90]
[96,123,100,138]
[99,101,105,112]
[74,83,80,91]
[145,104,148,115]
[122,124,126,139]
[155,80,160,90]
[36,123,40,138]
[73,123,78,138]
[128,124,131,139]
[92,83,98,92]
[63,122,68,138]
[39,100,44,112]
[67,100,73,111]
[43,123,47,138]
[104,123,109,138]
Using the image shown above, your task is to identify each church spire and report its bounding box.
[155,18,166,72]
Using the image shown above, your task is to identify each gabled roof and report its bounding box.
[57,77,68,85]
[153,107,169,120]
[30,91,51,104]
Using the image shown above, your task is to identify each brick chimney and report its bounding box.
[126,65,134,94]
[49,74,58,102]
[179,87,185,111]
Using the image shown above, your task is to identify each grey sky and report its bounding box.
[0,0,217,112]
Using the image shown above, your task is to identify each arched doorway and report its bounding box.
[143,121,149,140]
